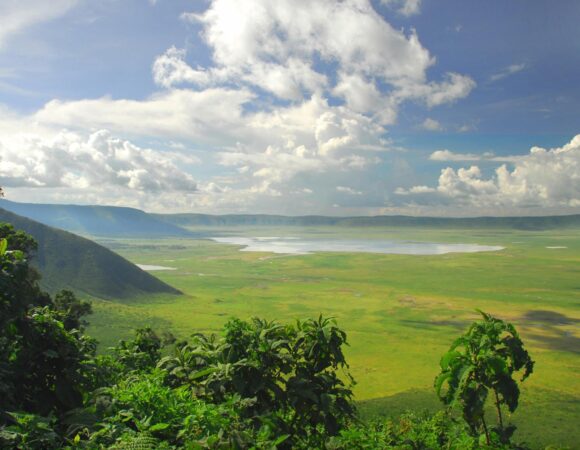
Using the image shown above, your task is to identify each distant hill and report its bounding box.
[0,208,181,298]
[0,199,192,238]
[154,212,580,230]
[2,199,578,233]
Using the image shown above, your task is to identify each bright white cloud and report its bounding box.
[395,72,476,107]
[214,96,387,190]
[4,89,390,211]
[399,135,580,207]
[430,149,486,161]
[0,0,78,49]
[33,88,255,144]
[0,129,198,192]
[429,149,518,162]
[168,0,473,118]
[152,47,214,88]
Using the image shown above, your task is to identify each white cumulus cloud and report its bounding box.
[164,0,473,120]
[0,129,198,192]
[398,135,580,208]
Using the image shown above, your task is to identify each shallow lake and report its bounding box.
[136,264,176,271]
[210,237,504,255]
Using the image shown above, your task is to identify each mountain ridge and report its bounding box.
[0,207,181,299]
[0,199,193,238]
[153,212,580,230]
[2,199,579,231]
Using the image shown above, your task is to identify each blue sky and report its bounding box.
[0,0,578,215]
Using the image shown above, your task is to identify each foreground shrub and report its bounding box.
[328,411,480,449]
[435,311,534,446]
[157,316,356,448]
[85,370,250,448]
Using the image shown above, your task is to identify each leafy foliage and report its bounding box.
[0,231,95,420]
[85,370,247,448]
[328,410,481,450]
[435,310,534,445]
[157,315,355,448]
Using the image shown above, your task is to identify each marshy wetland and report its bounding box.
[91,226,580,448]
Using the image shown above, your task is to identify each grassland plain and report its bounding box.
[88,226,580,448]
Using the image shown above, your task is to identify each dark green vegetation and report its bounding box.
[0,229,537,448]
[0,200,193,238]
[0,208,180,298]
[435,311,534,446]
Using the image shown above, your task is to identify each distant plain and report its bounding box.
[89,226,580,448]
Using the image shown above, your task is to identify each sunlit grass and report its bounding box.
[88,226,580,448]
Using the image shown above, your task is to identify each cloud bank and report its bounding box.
[0,129,198,193]
[397,135,580,208]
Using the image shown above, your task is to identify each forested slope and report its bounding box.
[0,208,181,298]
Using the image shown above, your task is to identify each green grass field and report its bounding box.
[88,226,580,448]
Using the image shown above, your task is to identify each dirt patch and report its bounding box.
[398,295,417,306]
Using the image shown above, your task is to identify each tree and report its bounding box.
[53,289,92,331]
[434,310,534,445]
[113,327,162,373]
[0,223,38,256]
[0,231,95,420]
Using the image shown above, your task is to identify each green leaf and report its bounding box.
[273,434,290,445]
[440,350,460,370]
[189,366,217,380]
[434,373,451,398]
[149,422,171,432]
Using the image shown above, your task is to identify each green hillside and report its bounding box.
[0,207,181,298]
[0,199,193,237]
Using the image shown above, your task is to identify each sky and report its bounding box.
[0,0,579,216]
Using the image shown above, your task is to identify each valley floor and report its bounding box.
[88,226,580,449]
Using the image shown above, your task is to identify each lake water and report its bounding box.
[136,264,176,271]
[210,237,504,255]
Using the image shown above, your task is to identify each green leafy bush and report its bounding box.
[435,310,534,446]
[85,370,247,448]
[328,411,480,449]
